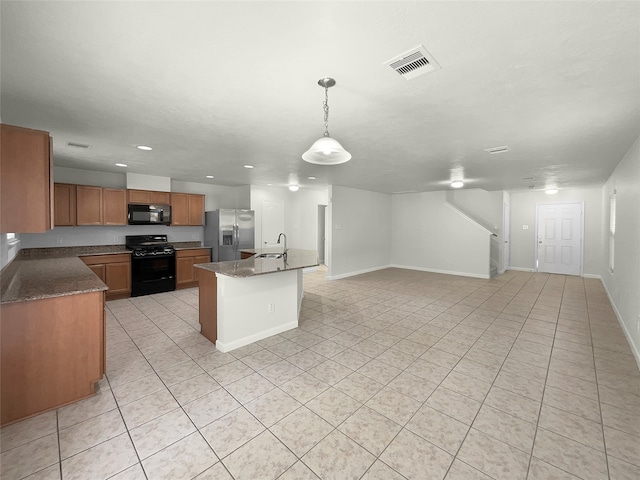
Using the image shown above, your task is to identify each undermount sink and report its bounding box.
[255,253,284,259]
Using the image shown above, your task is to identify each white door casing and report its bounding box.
[503,202,510,271]
[536,203,583,276]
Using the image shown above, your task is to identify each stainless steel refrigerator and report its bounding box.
[204,209,255,261]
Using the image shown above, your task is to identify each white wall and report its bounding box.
[0,233,21,269]
[250,186,328,251]
[20,225,202,248]
[509,187,603,275]
[171,180,250,211]
[601,135,640,363]
[391,191,492,278]
[446,189,503,232]
[55,166,126,188]
[328,186,392,279]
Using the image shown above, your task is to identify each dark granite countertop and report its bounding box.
[195,249,318,278]
[1,256,108,304]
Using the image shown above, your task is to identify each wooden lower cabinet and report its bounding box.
[1,290,105,425]
[81,254,131,300]
[176,248,211,289]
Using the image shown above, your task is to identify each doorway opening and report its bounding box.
[317,205,327,265]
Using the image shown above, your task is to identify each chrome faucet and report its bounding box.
[277,232,287,256]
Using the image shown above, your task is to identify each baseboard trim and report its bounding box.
[216,321,298,353]
[327,265,392,281]
[508,267,535,272]
[582,273,602,279]
[390,264,490,280]
[599,279,640,371]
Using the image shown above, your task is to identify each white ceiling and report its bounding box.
[1,1,639,194]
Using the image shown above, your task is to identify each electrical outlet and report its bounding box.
[522,225,529,230]
[56,237,63,245]
[113,235,119,243]
[268,303,275,314]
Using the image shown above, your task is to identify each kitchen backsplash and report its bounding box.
[20,225,203,249]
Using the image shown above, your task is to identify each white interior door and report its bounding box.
[262,200,284,248]
[536,203,583,275]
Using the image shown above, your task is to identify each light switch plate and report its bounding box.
[522,225,529,230]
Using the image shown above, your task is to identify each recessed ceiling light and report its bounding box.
[484,146,509,154]
[243,165,254,169]
[115,163,127,167]
[545,189,558,195]
[451,181,464,188]
[205,175,214,179]
[289,185,299,192]
[308,176,316,180]
[136,145,152,151]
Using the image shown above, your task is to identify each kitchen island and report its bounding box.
[195,249,318,352]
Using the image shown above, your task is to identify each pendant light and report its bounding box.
[302,78,352,165]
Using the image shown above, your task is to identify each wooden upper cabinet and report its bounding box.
[76,186,104,225]
[171,193,189,226]
[103,188,127,225]
[188,194,205,226]
[1,124,53,233]
[150,191,171,204]
[54,183,77,226]
[171,193,205,226]
[128,189,171,205]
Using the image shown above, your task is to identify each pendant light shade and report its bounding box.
[302,78,351,165]
[302,135,352,165]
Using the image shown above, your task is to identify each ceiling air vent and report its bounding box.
[384,45,441,80]
[67,142,90,149]
[484,146,509,154]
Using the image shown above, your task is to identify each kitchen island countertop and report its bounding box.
[195,248,318,278]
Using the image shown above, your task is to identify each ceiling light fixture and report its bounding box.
[545,188,558,195]
[302,78,351,165]
[289,185,299,192]
[243,165,254,169]
[308,176,316,180]
[136,145,152,151]
[115,163,127,167]
[451,181,464,188]
[205,175,214,179]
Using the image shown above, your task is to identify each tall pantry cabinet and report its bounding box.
[0,124,53,233]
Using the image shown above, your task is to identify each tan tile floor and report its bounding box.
[2,267,640,479]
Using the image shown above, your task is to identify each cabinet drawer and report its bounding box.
[176,248,211,258]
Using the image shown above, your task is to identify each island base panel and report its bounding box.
[198,269,218,344]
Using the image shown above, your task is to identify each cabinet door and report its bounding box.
[150,191,171,204]
[54,183,77,226]
[193,254,211,281]
[103,188,127,225]
[76,186,104,225]
[188,194,205,226]
[105,262,131,296]
[0,124,52,233]
[171,193,189,226]
[176,256,195,286]
[88,264,106,283]
[127,190,150,204]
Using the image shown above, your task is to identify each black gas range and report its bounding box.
[126,235,176,297]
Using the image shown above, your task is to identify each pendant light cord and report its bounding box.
[323,86,330,137]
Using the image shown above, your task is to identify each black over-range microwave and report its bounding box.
[127,204,172,225]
